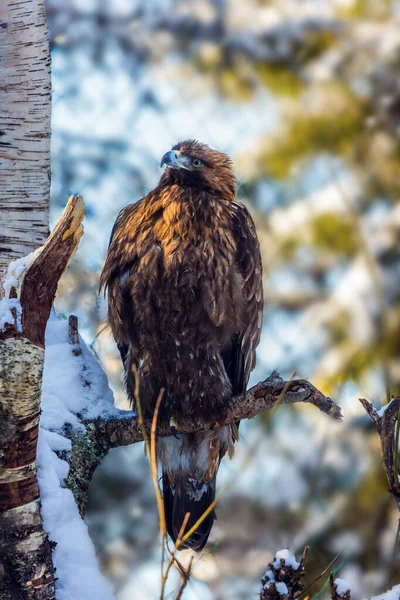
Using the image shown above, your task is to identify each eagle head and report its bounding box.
[160,140,236,199]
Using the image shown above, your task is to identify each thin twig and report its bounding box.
[132,374,167,591]
[160,513,190,600]
[175,555,194,600]
[150,389,167,590]
[394,409,400,497]
[294,551,342,598]
[88,324,108,351]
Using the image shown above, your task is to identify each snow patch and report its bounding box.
[335,578,351,594]
[40,313,118,433]
[2,247,42,298]
[37,313,120,600]
[276,582,289,595]
[376,397,395,417]
[0,298,22,332]
[368,584,400,600]
[37,431,114,600]
[43,430,72,453]
[273,549,300,570]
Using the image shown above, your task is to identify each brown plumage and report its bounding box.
[100,140,263,550]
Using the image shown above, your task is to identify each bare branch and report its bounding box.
[64,357,342,515]
[359,396,400,508]
[89,370,341,448]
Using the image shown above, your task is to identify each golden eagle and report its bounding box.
[100,140,263,550]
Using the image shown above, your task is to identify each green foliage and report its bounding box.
[323,341,383,394]
[339,0,392,20]
[310,213,358,257]
[323,310,400,395]
[219,67,254,101]
[296,28,338,64]
[328,311,352,346]
[263,98,366,178]
[280,235,301,260]
[256,64,304,97]
[365,151,400,200]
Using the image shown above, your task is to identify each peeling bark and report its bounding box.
[0,195,84,598]
[0,0,51,277]
[19,195,84,346]
[0,339,55,599]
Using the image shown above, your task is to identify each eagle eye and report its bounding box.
[192,158,203,168]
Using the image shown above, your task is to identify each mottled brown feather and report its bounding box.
[100,140,263,549]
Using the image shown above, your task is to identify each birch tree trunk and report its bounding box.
[0,1,55,597]
[0,0,51,277]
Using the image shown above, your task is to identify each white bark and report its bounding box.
[0,2,56,596]
[0,0,51,278]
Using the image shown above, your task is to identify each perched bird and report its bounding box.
[100,140,263,550]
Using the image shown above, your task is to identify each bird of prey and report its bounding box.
[100,140,263,550]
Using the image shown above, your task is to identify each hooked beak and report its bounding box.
[160,149,190,170]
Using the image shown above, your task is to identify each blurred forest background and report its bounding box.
[46,0,400,597]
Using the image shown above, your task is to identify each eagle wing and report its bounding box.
[222,202,263,396]
[99,198,146,358]
[101,196,263,400]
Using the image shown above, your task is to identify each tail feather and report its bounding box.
[162,470,216,551]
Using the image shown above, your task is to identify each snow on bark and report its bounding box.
[36,314,116,600]
[0,0,51,277]
[0,194,84,597]
[37,430,114,600]
[330,574,351,600]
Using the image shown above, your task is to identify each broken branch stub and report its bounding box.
[19,195,84,346]
[359,396,400,508]
[0,194,84,599]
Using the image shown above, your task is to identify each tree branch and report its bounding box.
[63,335,342,515]
[89,370,342,447]
[359,396,400,508]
